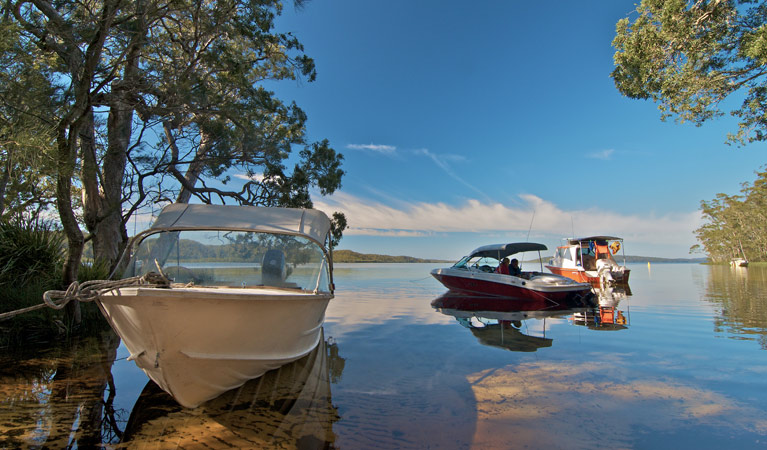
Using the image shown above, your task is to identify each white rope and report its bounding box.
[0,272,171,321]
[42,272,171,309]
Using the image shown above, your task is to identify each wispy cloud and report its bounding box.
[587,149,615,160]
[346,143,397,155]
[414,148,492,202]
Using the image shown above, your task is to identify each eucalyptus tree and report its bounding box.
[0,18,58,221]
[136,0,344,210]
[693,169,767,261]
[612,0,767,145]
[5,0,345,294]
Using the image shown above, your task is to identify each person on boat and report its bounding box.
[495,258,510,275]
[509,258,522,277]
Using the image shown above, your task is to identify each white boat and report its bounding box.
[430,242,595,308]
[97,203,335,408]
[545,236,630,288]
[730,240,749,268]
[730,258,749,268]
[121,331,338,447]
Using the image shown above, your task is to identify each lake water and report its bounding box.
[2,262,767,449]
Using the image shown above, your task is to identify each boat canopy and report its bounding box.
[146,203,332,246]
[469,242,547,259]
[568,236,622,245]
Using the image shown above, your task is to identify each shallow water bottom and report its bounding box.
[1,263,767,449]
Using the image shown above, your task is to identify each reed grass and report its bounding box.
[0,222,111,347]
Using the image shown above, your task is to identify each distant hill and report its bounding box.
[333,250,449,263]
[622,255,708,263]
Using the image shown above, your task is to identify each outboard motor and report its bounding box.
[596,259,615,288]
[261,249,287,286]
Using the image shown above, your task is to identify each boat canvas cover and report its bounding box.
[469,242,547,259]
[148,203,332,245]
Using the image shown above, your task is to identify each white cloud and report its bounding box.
[346,143,397,155]
[587,149,615,160]
[313,191,701,249]
[233,173,264,182]
[344,229,433,237]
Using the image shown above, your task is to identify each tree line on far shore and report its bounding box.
[333,250,448,264]
[691,168,767,263]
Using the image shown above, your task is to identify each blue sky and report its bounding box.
[264,0,765,259]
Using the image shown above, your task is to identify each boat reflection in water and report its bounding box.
[431,293,590,352]
[572,285,631,331]
[119,331,341,449]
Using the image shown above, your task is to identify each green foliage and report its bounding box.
[0,221,63,288]
[0,19,58,221]
[77,259,112,283]
[693,167,767,262]
[333,250,447,263]
[330,211,347,249]
[0,222,109,346]
[2,0,348,274]
[116,0,346,215]
[612,0,767,144]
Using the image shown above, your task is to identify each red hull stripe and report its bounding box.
[433,274,592,307]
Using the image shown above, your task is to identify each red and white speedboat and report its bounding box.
[430,242,594,308]
[545,236,630,288]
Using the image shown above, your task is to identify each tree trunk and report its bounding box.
[55,126,83,325]
[0,150,12,217]
[82,99,131,272]
[175,129,211,204]
[82,0,144,271]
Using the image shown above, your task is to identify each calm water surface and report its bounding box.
[2,262,767,449]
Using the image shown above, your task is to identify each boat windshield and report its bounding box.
[452,256,472,268]
[122,230,331,292]
[452,255,501,272]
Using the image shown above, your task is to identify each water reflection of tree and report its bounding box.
[0,329,124,448]
[704,265,767,349]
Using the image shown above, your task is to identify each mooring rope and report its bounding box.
[0,272,171,321]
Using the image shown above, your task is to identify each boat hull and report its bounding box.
[98,286,332,408]
[545,266,631,287]
[120,330,336,447]
[430,268,594,308]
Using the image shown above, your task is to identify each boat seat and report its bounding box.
[261,249,287,285]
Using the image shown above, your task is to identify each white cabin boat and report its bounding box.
[98,203,335,408]
[545,236,630,288]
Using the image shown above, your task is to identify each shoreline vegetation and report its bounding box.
[333,250,450,263]
[333,249,708,264]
